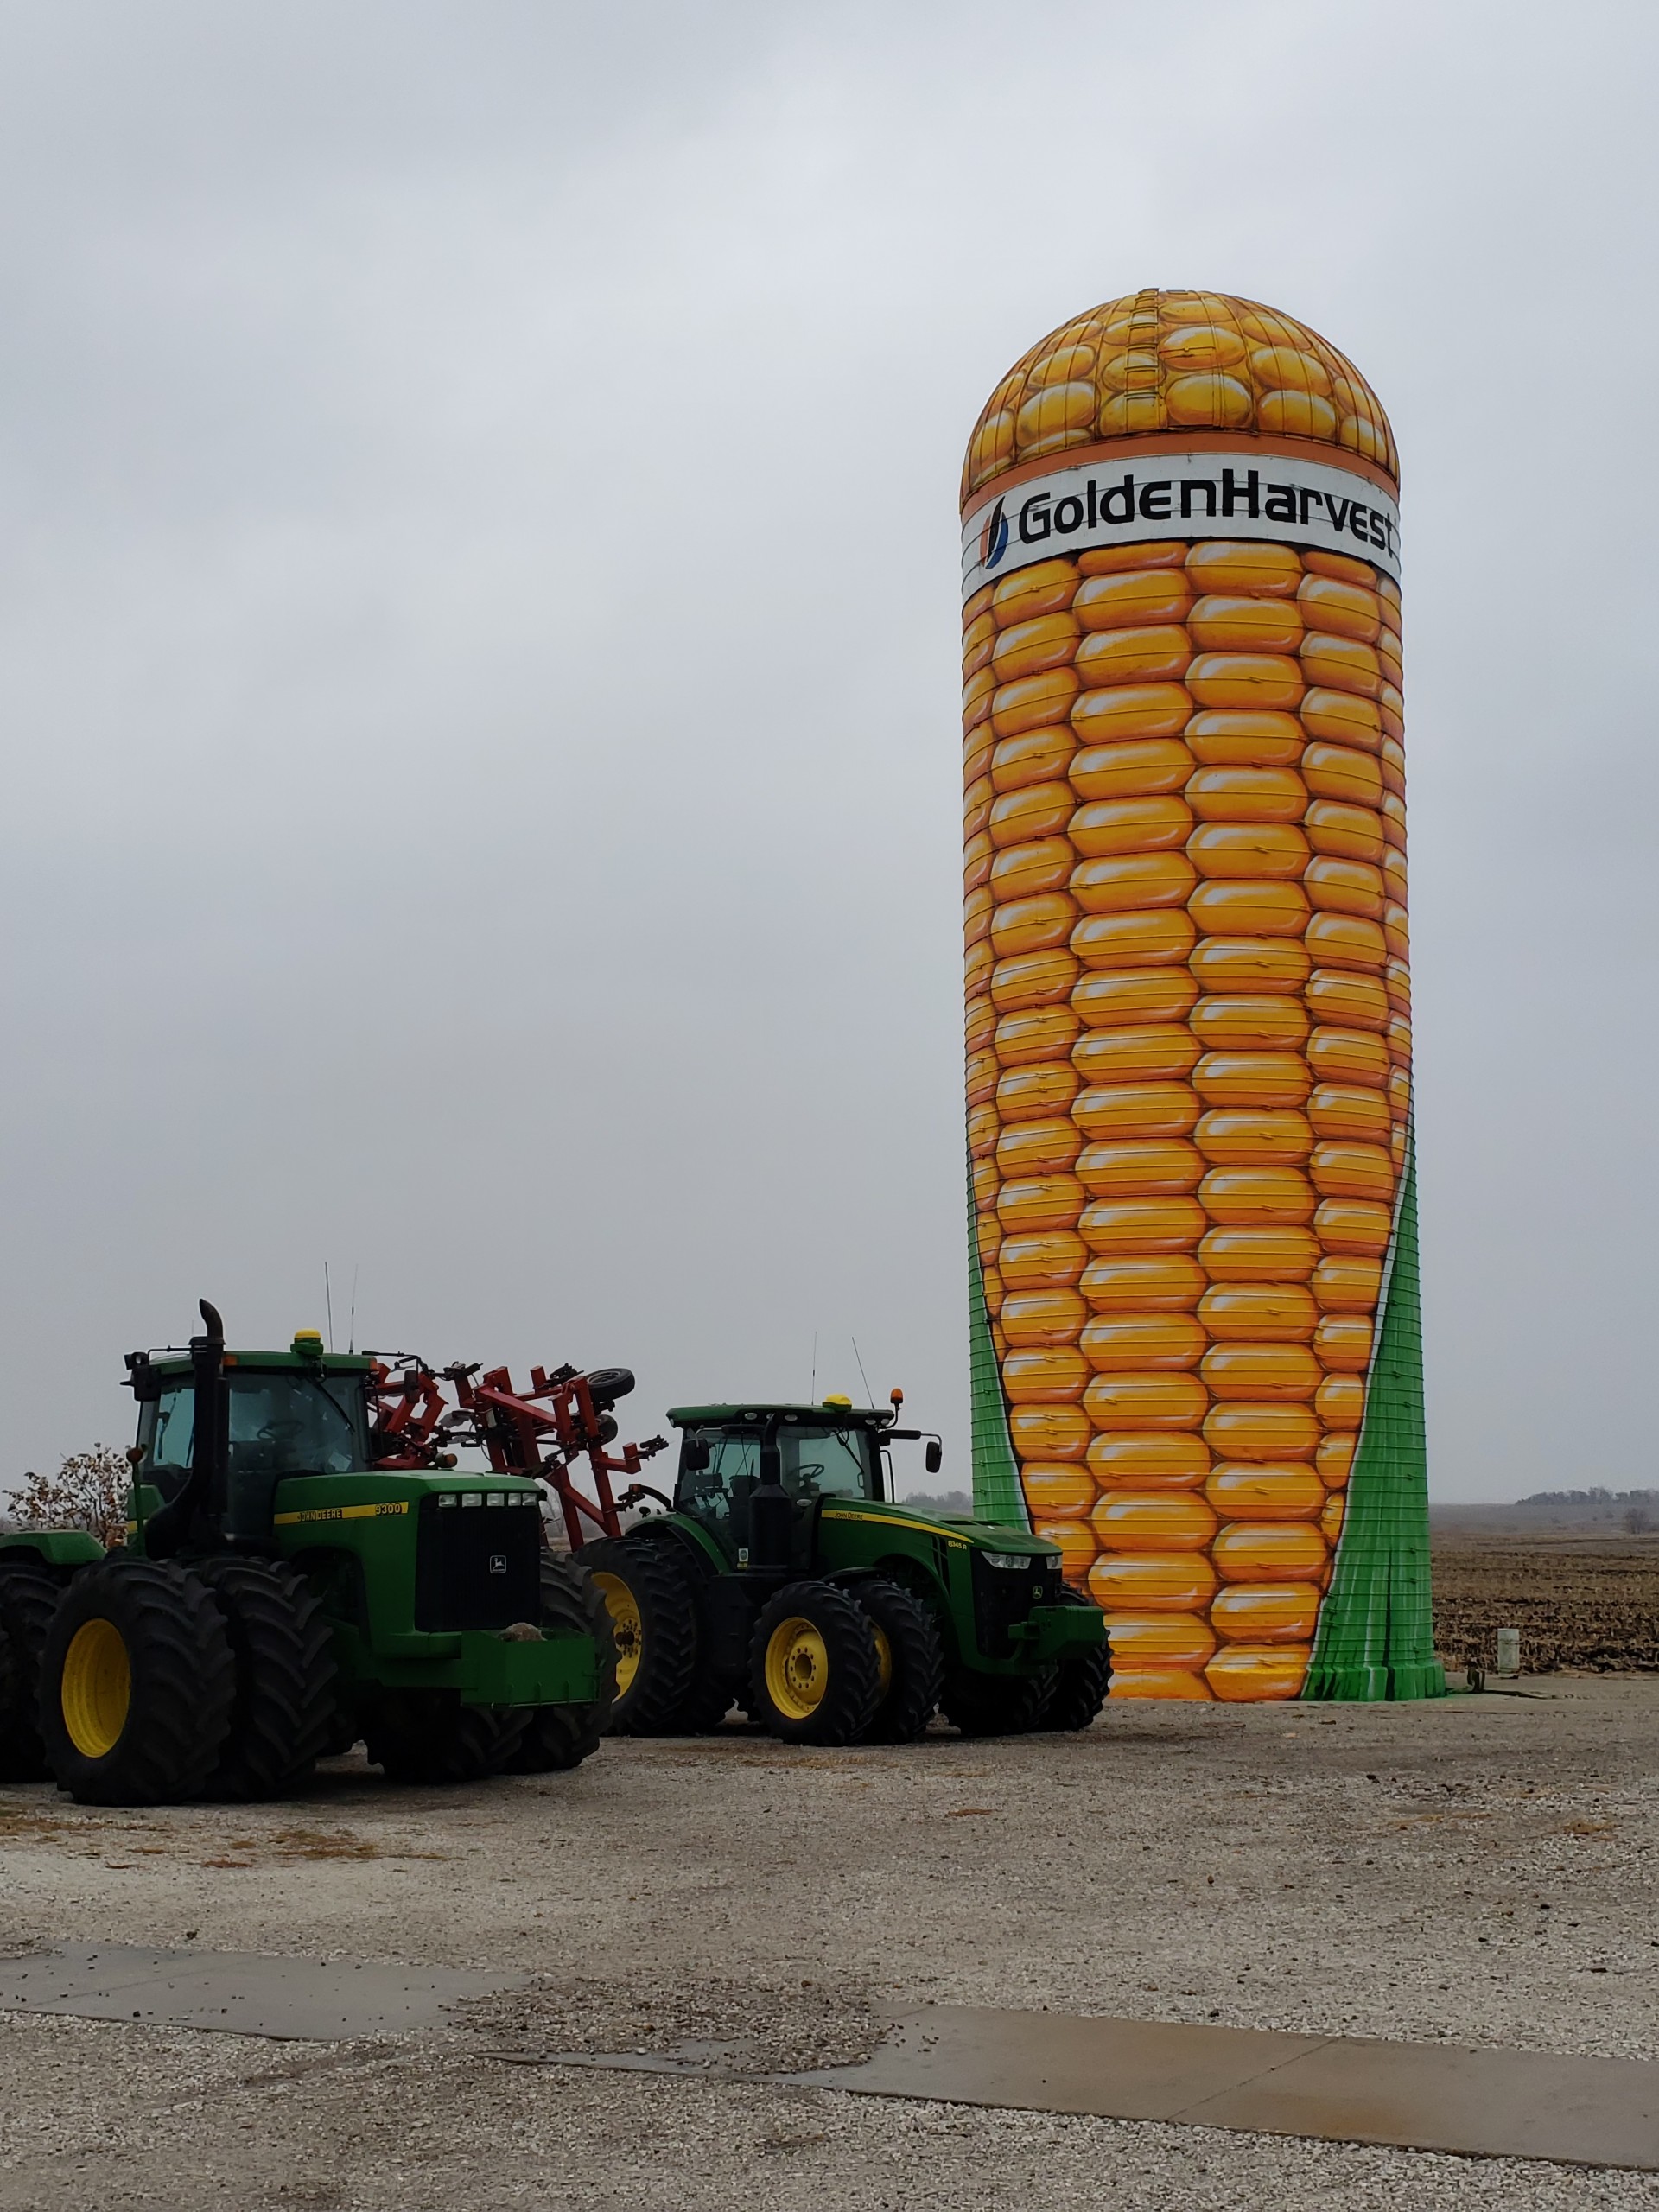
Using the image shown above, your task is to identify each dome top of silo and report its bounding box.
[963,290,1397,510]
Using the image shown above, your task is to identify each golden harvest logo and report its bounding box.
[981,497,1011,572]
[963,449,1400,599]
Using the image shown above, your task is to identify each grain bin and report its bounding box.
[961,289,1441,1703]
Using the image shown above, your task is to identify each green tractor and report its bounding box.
[575,1391,1109,1745]
[0,1302,620,1805]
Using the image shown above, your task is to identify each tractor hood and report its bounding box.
[930,1515,1058,1555]
[823,1498,1058,1559]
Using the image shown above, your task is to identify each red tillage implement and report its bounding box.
[366,1357,666,1546]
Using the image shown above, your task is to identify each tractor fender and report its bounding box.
[622,1514,725,1580]
[0,1530,105,1579]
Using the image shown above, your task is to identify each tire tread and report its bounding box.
[41,1559,237,1806]
[365,1694,528,1784]
[748,1580,882,1747]
[504,1554,618,1773]
[0,1567,63,1783]
[194,1557,339,1800]
[582,1537,699,1737]
[855,1579,944,1744]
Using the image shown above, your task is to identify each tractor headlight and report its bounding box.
[982,1551,1033,1572]
[437,1493,458,1509]
[461,1492,482,1509]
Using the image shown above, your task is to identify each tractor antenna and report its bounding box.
[348,1265,359,1354]
[851,1335,874,1409]
[810,1332,817,1402]
[324,1264,334,1353]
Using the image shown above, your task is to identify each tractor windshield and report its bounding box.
[779,1425,874,1501]
[141,1370,368,1483]
[675,1419,878,1555]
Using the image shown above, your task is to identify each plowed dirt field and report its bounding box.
[1433,1531,1659,1674]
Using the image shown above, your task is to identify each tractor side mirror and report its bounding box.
[682,1437,710,1473]
[925,1440,943,1476]
[124,1353,163,1403]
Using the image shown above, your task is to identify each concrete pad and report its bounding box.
[0,1944,521,2041]
[798,2010,1331,2120]
[791,2006,1659,2171]
[1187,2031,1659,2168]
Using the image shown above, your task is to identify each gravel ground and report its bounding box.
[1,1675,1656,2209]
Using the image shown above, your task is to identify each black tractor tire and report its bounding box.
[580,1537,698,1737]
[940,1664,1055,1739]
[194,1557,340,1800]
[660,1579,743,1735]
[1035,1596,1112,1732]
[39,1558,237,1806]
[666,1670,739,1736]
[0,1616,18,1775]
[853,1580,944,1745]
[364,1692,529,1785]
[1037,1647,1111,1732]
[748,1580,882,1747]
[0,1567,63,1783]
[504,1555,618,1774]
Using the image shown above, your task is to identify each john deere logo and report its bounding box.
[487,1553,508,1575]
[980,497,1009,573]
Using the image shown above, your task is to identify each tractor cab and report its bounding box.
[138,1351,370,1479]
[127,1324,374,1553]
[666,1397,940,1567]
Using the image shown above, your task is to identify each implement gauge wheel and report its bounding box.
[580,1537,697,1736]
[749,1580,881,1747]
[40,1559,236,1806]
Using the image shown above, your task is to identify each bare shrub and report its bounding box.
[10,1446,130,1549]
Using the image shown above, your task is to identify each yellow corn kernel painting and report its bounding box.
[962,290,1441,1706]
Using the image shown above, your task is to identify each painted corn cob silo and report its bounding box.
[961,289,1441,1703]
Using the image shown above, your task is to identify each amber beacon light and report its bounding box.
[960,289,1441,1705]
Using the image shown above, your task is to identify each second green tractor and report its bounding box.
[578,1394,1109,1745]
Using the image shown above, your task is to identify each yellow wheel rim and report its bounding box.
[60,1618,131,1759]
[591,1573,643,1696]
[765,1616,830,1721]
[871,1623,893,1698]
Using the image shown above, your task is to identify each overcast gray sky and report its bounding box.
[0,1,1653,1504]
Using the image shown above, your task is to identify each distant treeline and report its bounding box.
[895,1490,974,1517]
[1516,1488,1659,1506]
